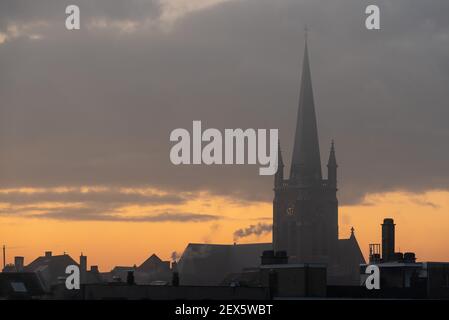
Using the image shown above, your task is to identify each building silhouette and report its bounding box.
[273,37,365,284]
[177,243,271,285]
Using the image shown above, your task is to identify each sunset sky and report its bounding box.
[1,0,448,271]
[1,189,449,270]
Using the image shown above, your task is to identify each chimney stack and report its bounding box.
[261,250,289,265]
[382,218,395,262]
[45,251,52,258]
[14,256,24,272]
[79,253,87,272]
[127,271,135,285]
[80,253,87,284]
[90,265,99,273]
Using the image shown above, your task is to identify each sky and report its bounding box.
[0,0,448,270]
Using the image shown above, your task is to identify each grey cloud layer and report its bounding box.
[0,188,186,205]
[0,186,261,223]
[0,0,448,207]
[0,188,221,222]
[27,209,221,222]
[0,204,221,223]
[0,0,160,29]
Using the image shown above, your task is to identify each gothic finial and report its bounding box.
[327,139,337,168]
[350,227,355,236]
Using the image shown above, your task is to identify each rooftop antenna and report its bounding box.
[2,245,5,270]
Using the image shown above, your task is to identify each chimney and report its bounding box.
[127,271,135,285]
[403,252,416,263]
[275,251,288,264]
[79,253,87,284]
[90,265,99,273]
[369,243,381,263]
[261,250,275,265]
[45,251,52,258]
[79,254,87,272]
[14,256,24,272]
[382,218,395,262]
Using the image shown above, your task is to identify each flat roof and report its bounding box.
[260,263,326,269]
[361,263,422,268]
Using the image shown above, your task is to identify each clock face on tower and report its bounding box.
[286,203,295,216]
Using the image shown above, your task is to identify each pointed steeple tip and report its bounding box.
[290,28,321,184]
[303,25,309,55]
[327,139,337,167]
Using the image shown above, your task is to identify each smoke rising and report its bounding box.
[171,251,181,262]
[202,223,221,244]
[233,223,272,242]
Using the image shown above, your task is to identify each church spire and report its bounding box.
[327,140,337,187]
[328,139,337,167]
[290,31,322,184]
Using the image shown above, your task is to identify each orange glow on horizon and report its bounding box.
[1,190,448,271]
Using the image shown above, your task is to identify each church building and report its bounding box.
[273,36,365,285]
[177,36,365,287]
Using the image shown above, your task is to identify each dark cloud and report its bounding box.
[0,205,220,222]
[34,210,221,222]
[0,187,219,222]
[0,188,186,205]
[0,0,161,31]
[0,0,448,209]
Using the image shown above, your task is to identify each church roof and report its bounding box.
[177,243,272,285]
[338,231,366,265]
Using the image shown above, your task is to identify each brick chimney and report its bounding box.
[14,256,24,272]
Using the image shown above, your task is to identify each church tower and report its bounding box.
[273,34,339,264]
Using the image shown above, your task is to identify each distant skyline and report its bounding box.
[2,190,448,271]
[1,0,448,270]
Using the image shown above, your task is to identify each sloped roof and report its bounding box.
[177,243,272,285]
[111,266,135,272]
[338,233,366,265]
[26,254,78,271]
[24,254,78,289]
[137,254,170,273]
[0,272,46,298]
